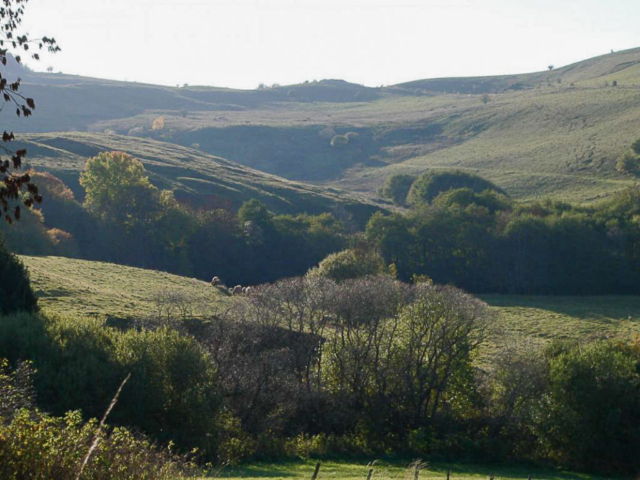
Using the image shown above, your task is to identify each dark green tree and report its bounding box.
[537,342,640,474]
[0,235,38,314]
[407,170,505,206]
[381,174,416,205]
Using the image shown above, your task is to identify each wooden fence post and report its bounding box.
[311,462,321,480]
[446,470,450,480]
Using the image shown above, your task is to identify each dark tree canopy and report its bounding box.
[407,169,506,206]
[0,235,37,313]
[381,173,416,205]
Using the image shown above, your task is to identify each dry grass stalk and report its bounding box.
[75,372,131,480]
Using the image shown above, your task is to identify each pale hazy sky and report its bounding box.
[21,0,640,89]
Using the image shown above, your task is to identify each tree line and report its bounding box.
[1,151,347,287]
[5,159,640,296]
[372,170,640,294]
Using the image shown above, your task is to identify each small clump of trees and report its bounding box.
[617,137,640,176]
[407,170,506,206]
[381,174,416,205]
[367,169,640,295]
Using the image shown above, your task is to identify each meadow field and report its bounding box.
[214,459,610,480]
[20,255,640,354]
[19,255,225,319]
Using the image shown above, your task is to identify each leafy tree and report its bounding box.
[393,285,491,427]
[365,211,413,276]
[238,198,272,227]
[308,247,387,282]
[617,141,640,176]
[0,205,53,255]
[537,342,640,474]
[80,151,159,229]
[381,174,416,205]
[0,235,37,314]
[432,187,511,213]
[407,170,505,206]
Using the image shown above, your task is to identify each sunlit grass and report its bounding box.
[20,255,225,319]
[21,255,640,355]
[208,459,610,480]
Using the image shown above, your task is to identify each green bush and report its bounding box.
[617,151,640,175]
[0,238,38,314]
[537,342,640,474]
[432,187,511,213]
[307,248,387,282]
[381,174,416,205]
[407,170,506,206]
[0,410,194,480]
[115,327,220,454]
[0,358,193,479]
[0,313,221,458]
[0,207,54,255]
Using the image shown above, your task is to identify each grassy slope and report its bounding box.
[20,255,225,319]
[21,256,640,351]
[215,459,604,480]
[10,49,640,204]
[84,49,640,203]
[483,295,640,359]
[18,132,387,219]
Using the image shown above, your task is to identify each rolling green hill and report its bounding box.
[20,255,225,319]
[10,48,640,204]
[18,132,387,221]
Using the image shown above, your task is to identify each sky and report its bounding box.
[21,0,640,90]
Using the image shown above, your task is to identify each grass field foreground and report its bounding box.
[213,460,609,480]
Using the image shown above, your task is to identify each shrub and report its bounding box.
[115,327,221,455]
[0,207,55,255]
[536,342,640,474]
[407,170,506,206]
[0,357,193,479]
[0,313,221,458]
[47,228,80,257]
[381,174,416,205]
[432,187,511,213]
[617,151,640,176]
[308,248,387,282]
[0,238,38,314]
